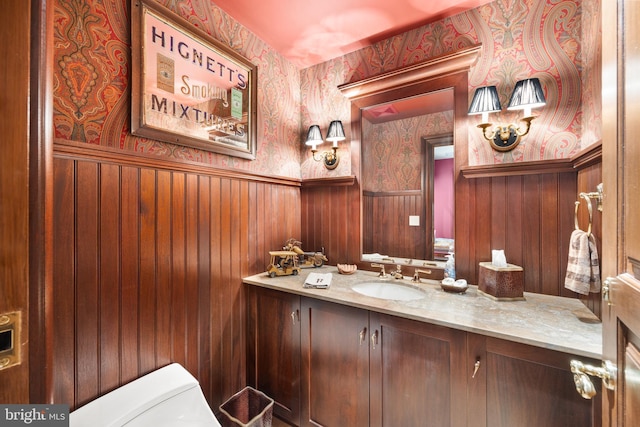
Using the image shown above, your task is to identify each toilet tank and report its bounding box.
[70,363,221,427]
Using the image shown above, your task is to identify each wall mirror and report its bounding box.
[338,45,481,268]
[361,91,454,263]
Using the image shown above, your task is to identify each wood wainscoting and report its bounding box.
[300,176,360,265]
[51,142,301,410]
[302,144,602,317]
[574,142,603,317]
[459,159,579,297]
[362,190,426,261]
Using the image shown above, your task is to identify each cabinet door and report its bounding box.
[247,286,301,425]
[369,313,467,427]
[467,334,599,427]
[301,298,370,427]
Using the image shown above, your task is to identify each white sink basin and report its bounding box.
[352,281,426,301]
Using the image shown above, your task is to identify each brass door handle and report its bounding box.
[472,359,481,378]
[603,278,613,306]
[371,330,379,350]
[359,327,367,346]
[570,359,616,399]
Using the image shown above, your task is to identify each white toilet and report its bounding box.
[70,363,222,426]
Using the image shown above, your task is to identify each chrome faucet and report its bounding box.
[371,263,386,277]
[412,268,432,283]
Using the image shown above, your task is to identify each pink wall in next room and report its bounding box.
[434,158,454,240]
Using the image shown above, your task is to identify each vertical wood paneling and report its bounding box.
[252,182,265,272]
[522,175,542,294]
[219,178,237,393]
[362,192,425,260]
[99,164,121,394]
[75,161,99,406]
[474,178,492,268]
[171,173,186,367]
[491,177,507,251]
[455,176,472,279]
[197,176,212,398]
[576,162,602,315]
[120,166,140,383]
[303,167,585,302]
[239,181,249,279]
[52,153,301,410]
[505,177,524,269]
[156,171,172,367]
[558,174,577,298]
[138,169,157,375]
[540,174,560,295]
[452,171,578,297]
[52,158,76,405]
[184,173,200,377]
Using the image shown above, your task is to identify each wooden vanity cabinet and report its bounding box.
[246,286,301,426]
[300,298,466,427]
[248,286,599,427]
[300,297,370,426]
[466,333,601,427]
[368,312,467,427]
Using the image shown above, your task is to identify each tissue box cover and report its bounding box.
[478,262,524,300]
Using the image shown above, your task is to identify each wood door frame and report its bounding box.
[601,0,640,425]
[424,133,454,261]
[0,0,53,403]
[29,0,54,403]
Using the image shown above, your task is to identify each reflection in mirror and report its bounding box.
[361,90,454,264]
[429,136,454,261]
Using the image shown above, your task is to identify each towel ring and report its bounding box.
[574,193,593,236]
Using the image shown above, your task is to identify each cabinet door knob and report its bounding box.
[472,359,481,378]
[371,330,379,350]
[290,310,299,325]
[359,327,367,346]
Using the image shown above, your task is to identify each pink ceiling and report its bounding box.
[213,0,493,68]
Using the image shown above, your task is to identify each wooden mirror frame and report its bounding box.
[338,44,481,269]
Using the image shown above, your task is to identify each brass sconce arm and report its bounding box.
[477,116,536,152]
[310,146,339,169]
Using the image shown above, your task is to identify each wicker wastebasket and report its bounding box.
[219,387,274,427]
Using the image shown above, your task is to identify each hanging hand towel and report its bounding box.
[564,229,601,295]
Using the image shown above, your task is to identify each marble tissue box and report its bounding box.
[478,262,524,301]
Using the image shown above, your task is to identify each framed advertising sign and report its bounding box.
[131,0,257,159]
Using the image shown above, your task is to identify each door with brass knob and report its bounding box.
[601,0,640,424]
[569,359,616,399]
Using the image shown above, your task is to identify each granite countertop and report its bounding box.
[243,266,602,359]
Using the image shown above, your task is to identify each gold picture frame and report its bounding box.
[131,0,257,159]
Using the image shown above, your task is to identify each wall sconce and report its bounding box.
[305,120,346,170]
[468,78,546,151]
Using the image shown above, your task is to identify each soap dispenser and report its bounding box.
[444,253,456,280]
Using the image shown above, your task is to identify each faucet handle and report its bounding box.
[393,264,403,279]
[412,268,433,282]
[371,263,386,277]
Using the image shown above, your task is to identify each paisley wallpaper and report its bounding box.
[53,0,302,178]
[362,112,454,192]
[301,0,602,178]
[52,0,600,180]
